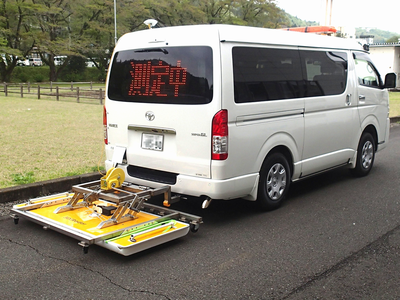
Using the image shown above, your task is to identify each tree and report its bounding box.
[386,35,400,43]
[0,0,35,82]
[198,0,232,24]
[143,0,206,26]
[72,0,118,80]
[31,0,74,81]
[229,0,287,28]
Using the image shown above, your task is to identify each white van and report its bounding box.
[29,57,43,66]
[104,24,396,210]
[54,55,66,66]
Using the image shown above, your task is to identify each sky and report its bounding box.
[276,0,399,33]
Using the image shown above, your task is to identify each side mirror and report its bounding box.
[384,73,397,89]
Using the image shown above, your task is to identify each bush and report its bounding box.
[10,64,106,83]
[59,56,87,82]
[11,66,48,83]
[17,72,29,82]
[33,74,45,82]
[85,67,107,82]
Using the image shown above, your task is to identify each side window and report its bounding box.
[301,51,348,96]
[233,47,302,103]
[232,47,348,103]
[353,52,382,88]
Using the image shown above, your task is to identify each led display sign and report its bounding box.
[108,46,213,105]
[128,60,187,97]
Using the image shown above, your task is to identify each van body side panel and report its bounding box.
[302,98,360,176]
[301,50,360,176]
[356,86,389,144]
[219,43,305,182]
[352,51,390,149]
[222,102,305,180]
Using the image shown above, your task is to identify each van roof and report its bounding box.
[117,24,364,52]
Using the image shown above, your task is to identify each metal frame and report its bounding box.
[11,180,202,255]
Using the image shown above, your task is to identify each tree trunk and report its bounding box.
[49,64,57,82]
[48,55,58,82]
[0,63,16,82]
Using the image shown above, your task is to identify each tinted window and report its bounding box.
[233,47,348,103]
[353,52,382,88]
[233,47,302,102]
[301,51,347,96]
[108,46,213,104]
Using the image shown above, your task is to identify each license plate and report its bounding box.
[141,133,164,151]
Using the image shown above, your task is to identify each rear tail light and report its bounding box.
[103,106,108,145]
[212,109,228,160]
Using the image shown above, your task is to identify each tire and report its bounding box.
[351,132,375,177]
[257,152,291,211]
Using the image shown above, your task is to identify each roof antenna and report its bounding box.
[144,19,158,29]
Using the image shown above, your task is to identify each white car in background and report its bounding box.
[16,58,29,66]
[29,57,43,66]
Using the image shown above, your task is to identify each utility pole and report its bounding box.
[114,0,117,45]
[325,0,333,25]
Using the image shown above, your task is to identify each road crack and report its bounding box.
[1,237,172,300]
[281,224,400,299]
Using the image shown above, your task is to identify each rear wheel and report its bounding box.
[351,132,375,177]
[257,152,291,211]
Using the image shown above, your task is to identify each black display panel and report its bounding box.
[108,46,213,104]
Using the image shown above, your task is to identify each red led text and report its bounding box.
[129,60,187,97]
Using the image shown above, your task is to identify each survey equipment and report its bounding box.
[10,168,202,256]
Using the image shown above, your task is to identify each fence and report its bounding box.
[2,82,105,104]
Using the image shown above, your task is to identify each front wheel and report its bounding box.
[351,132,375,177]
[257,152,291,211]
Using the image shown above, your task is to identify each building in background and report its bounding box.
[369,42,400,89]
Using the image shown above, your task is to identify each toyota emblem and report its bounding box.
[145,111,155,121]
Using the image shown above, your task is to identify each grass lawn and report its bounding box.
[0,96,104,188]
[389,91,400,118]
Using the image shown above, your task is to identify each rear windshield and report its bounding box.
[108,46,213,104]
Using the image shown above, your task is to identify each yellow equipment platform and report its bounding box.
[10,176,202,256]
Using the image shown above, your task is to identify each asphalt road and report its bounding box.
[1,125,400,300]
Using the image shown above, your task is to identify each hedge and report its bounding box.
[10,66,106,83]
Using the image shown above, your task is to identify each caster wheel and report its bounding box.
[190,223,199,233]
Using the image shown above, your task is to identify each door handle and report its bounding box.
[346,94,351,106]
[359,95,366,101]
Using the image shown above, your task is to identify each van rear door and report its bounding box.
[106,45,216,181]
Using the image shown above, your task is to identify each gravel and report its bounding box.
[0,200,26,217]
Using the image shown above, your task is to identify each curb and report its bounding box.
[390,116,400,123]
[0,173,102,204]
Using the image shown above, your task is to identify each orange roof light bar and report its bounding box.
[280,26,337,34]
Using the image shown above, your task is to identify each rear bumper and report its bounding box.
[105,160,258,200]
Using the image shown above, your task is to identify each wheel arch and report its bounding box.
[256,131,301,180]
[264,145,294,178]
[360,114,380,150]
[361,124,378,151]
